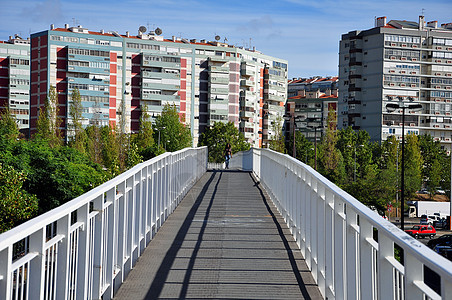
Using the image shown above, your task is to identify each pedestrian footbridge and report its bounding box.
[0,147,451,299]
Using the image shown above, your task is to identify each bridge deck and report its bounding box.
[114,170,322,299]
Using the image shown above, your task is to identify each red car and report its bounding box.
[405,225,436,239]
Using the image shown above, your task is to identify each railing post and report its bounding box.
[377,233,396,299]
[55,215,70,300]
[333,200,346,300]
[29,228,45,299]
[359,218,377,300]
[76,203,90,300]
[346,209,359,299]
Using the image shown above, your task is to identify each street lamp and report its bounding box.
[386,102,422,230]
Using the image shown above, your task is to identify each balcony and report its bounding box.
[240,121,254,128]
[142,59,180,69]
[264,94,285,102]
[244,132,254,139]
[208,56,229,63]
[210,87,229,95]
[142,82,180,91]
[67,65,109,75]
[141,71,180,80]
[240,80,254,87]
[240,98,255,109]
[141,93,180,101]
[208,66,229,73]
[240,111,254,118]
[241,68,255,76]
[209,76,229,85]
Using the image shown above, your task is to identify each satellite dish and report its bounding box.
[215,35,220,41]
[139,26,147,33]
[155,27,162,35]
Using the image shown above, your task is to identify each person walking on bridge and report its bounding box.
[224,143,232,169]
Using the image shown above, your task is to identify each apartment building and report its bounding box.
[339,16,452,150]
[286,77,338,142]
[0,35,30,131]
[29,24,288,147]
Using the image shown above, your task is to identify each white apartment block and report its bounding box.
[29,25,288,147]
[339,16,452,151]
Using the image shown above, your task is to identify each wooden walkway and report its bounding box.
[114,170,322,299]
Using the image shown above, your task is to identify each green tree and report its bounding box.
[101,125,120,175]
[418,134,449,194]
[404,133,423,200]
[153,104,192,152]
[287,131,314,164]
[0,108,20,141]
[318,109,345,183]
[0,163,39,233]
[69,88,86,152]
[198,121,250,163]
[85,125,103,165]
[269,115,285,153]
[133,105,155,160]
[34,86,62,147]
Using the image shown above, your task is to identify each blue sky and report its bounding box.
[1,0,451,78]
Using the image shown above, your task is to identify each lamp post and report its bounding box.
[386,102,422,230]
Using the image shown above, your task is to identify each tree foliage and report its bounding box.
[269,115,286,153]
[34,85,62,147]
[198,121,250,163]
[0,163,39,233]
[153,104,192,152]
[69,88,86,152]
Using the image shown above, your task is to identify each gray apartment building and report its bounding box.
[339,16,452,151]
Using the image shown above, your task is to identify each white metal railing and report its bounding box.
[230,148,452,300]
[0,147,207,300]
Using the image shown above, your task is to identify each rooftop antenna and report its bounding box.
[421,8,425,16]
[224,37,228,43]
[215,34,220,41]
[139,25,147,33]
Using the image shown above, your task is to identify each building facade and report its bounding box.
[0,35,30,131]
[286,77,338,143]
[339,16,452,150]
[29,25,288,147]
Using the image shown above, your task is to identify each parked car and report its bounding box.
[433,218,448,229]
[405,225,436,239]
[433,240,452,260]
[420,215,435,225]
[427,234,452,249]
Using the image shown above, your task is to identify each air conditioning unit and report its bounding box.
[412,57,418,61]
[411,71,417,74]
[434,137,440,141]
[436,46,443,50]
[411,84,417,88]
[391,43,396,47]
[410,123,415,126]
[446,138,451,141]
[390,83,395,86]
[390,56,396,60]
[435,112,440,115]
[447,86,451,90]
[401,70,406,74]
[448,47,452,51]
[401,57,407,61]
[447,60,452,64]
[400,83,406,87]
[435,73,442,76]
[436,60,442,63]
[435,86,441,89]
[447,73,452,77]
[402,44,407,47]
[434,125,440,128]
[390,70,395,73]
[412,45,418,48]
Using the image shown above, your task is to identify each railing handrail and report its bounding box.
[0,148,204,249]
[0,146,207,300]
[231,147,452,299]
